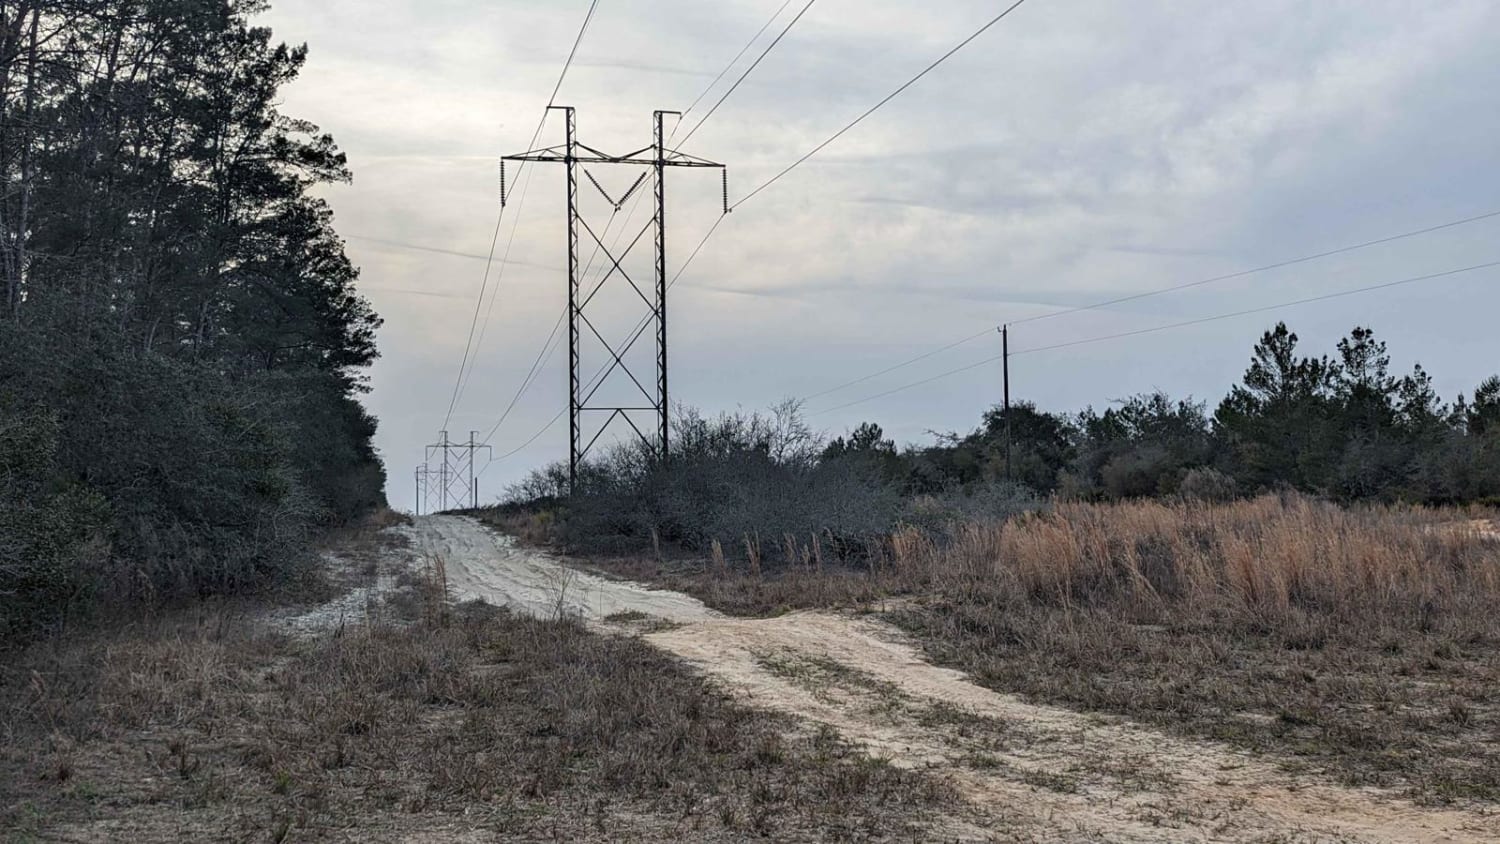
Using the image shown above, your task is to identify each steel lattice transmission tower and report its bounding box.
[424,431,493,512]
[503,106,726,489]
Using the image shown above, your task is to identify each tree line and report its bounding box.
[0,0,383,641]
[515,321,1498,562]
[828,322,1500,505]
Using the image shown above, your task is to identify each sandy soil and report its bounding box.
[399,515,716,623]
[393,515,1499,842]
[649,612,1496,843]
[271,553,405,634]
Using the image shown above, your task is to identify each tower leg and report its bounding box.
[563,107,581,491]
[654,111,670,462]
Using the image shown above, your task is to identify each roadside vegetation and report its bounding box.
[506,321,1500,568]
[492,322,1500,806]
[494,493,1500,806]
[0,2,384,644]
[891,496,1500,804]
[0,520,950,842]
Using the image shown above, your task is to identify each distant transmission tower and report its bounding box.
[503,106,727,490]
[414,465,433,515]
[424,431,492,511]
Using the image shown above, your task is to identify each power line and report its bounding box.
[578,0,1037,393]
[480,335,618,472]
[490,408,567,466]
[590,0,1034,413]
[441,165,523,430]
[797,207,1500,403]
[675,0,818,148]
[480,0,1033,469]
[344,234,557,267]
[1010,260,1500,357]
[680,0,797,121]
[371,0,1020,278]
[463,190,622,437]
[438,0,601,433]
[1011,208,1500,327]
[800,328,994,402]
[451,2,604,416]
[480,309,567,445]
[570,0,1036,340]
[474,0,805,457]
[357,286,472,300]
[459,157,588,413]
[810,355,997,417]
[479,205,650,444]
[732,0,1031,209]
[809,259,1500,416]
[473,203,632,450]
[672,213,730,287]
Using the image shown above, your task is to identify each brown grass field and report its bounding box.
[0,525,947,842]
[5,495,1498,840]
[568,495,1500,805]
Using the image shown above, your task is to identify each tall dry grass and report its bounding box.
[885,494,1500,802]
[888,494,1500,624]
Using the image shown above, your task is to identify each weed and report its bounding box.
[0,600,950,840]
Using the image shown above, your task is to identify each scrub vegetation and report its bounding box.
[493,324,1500,806]
[0,522,951,842]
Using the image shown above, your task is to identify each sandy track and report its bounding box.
[404,515,1497,842]
[649,612,1496,843]
[399,515,716,622]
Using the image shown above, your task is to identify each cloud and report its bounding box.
[257,0,1500,507]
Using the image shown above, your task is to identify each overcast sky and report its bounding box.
[258,0,1500,511]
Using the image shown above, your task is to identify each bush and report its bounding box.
[0,409,111,641]
[514,404,903,564]
[0,319,381,642]
[510,405,1052,568]
[900,480,1044,534]
[1177,467,1239,503]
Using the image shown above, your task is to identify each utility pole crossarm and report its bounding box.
[503,148,723,169]
[504,114,725,170]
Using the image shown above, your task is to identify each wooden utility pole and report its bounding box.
[1002,325,1012,481]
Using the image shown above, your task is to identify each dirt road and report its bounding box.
[399,515,716,623]
[406,515,1497,843]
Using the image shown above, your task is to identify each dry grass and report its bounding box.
[479,507,919,617]
[894,495,1499,618]
[475,507,556,547]
[886,495,1500,804]
[569,494,1500,805]
[584,553,909,617]
[0,571,948,841]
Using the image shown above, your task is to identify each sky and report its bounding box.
[256,0,1500,512]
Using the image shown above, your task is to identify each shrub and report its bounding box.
[0,320,378,642]
[513,404,904,564]
[0,409,111,640]
[900,480,1044,534]
[1177,466,1239,503]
